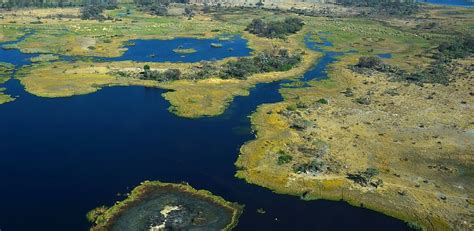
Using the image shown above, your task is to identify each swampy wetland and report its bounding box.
[0,1,472,231]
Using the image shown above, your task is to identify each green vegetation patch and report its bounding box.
[246,17,304,39]
[277,150,293,165]
[0,62,15,84]
[30,54,60,63]
[0,88,15,105]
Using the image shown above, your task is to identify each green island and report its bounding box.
[0,0,473,230]
[87,181,243,231]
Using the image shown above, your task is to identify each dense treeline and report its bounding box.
[1,0,83,8]
[1,0,119,8]
[246,17,304,39]
[132,0,188,16]
[140,65,181,81]
[80,0,117,19]
[336,0,419,16]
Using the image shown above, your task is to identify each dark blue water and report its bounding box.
[0,33,408,231]
[104,36,252,62]
[0,34,37,67]
[1,34,251,65]
[418,0,474,7]
[302,33,344,82]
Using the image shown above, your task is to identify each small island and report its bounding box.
[172,47,197,54]
[210,43,223,48]
[87,181,243,231]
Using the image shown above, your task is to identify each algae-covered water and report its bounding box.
[0,34,410,230]
[110,187,234,231]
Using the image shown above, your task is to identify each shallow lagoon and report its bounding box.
[0,34,409,231]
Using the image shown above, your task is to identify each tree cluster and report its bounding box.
[140,65,181,82]
[80,0,117,20]
[1,0,83,8]
[245,17,304,39]
[133,0,188,16]
[356,56,383,69]
[187,49,301,80]
[221,49,302,79]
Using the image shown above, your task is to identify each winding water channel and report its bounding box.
[0,34,410,230]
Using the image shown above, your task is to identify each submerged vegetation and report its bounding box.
[87,181,243,231]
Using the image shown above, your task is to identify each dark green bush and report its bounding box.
[221,49,301,79]
[277,151,293,165]
[356,56,383,69]
[246,17,304,38]
[141,68,181,82]
[316,98,328,104]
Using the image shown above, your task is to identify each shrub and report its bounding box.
[277,151,293,165]
[356,56,383,69]
[286,104,297,111]
[316,98,328,104]
[354,97,370,105]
